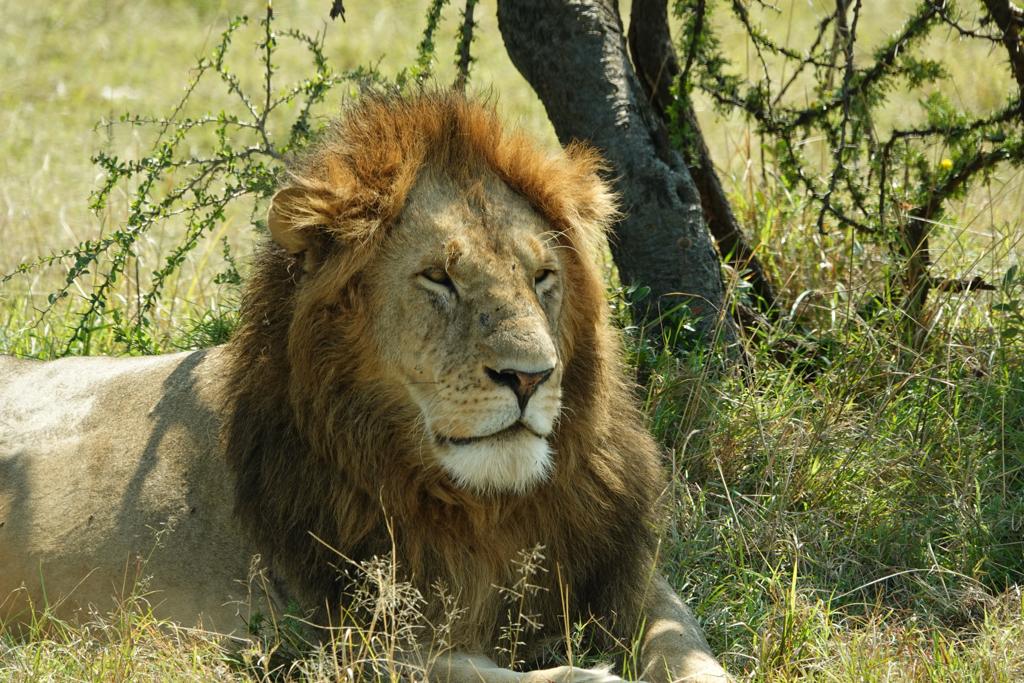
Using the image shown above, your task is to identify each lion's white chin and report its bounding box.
[436,431,552,494]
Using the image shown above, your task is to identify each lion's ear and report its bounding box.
[268,185,344,274]
[268,187,319,255]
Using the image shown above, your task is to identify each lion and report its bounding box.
[0,92,726,682]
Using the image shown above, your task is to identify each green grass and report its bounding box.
[641,306,1024,678]
[2,0,1023,680]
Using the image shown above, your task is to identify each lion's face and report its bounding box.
[366,171,565,494]
[266,95,615,495]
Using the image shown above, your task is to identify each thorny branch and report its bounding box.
[5,6,372,355]
[981,0,1024,97]
[675,0,1024,332]
[454,0,479,91]
[816,0,863,235]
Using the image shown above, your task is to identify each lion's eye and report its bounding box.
[534,269,556,289]
[418,267,456,295]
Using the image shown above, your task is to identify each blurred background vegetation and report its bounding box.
[1,0,1022,680]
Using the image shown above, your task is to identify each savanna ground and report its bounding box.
[1,0,1022,680]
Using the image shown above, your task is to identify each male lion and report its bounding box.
[0,92,726,682]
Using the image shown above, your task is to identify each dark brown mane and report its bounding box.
[221,91,666,653]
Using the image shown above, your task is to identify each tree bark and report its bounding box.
[628,0,777,315]
[497,0,732,341]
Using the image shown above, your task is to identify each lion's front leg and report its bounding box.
[638,577,728,683]
[428,652,635,682]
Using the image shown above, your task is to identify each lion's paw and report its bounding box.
[521,664,646,683]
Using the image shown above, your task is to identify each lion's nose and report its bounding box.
[485,366,554,410]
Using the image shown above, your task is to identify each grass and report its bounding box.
[641,305,1024,679]
[2,0,1023,680]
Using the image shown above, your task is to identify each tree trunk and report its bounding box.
[496,0,732,341]
[628,0,777,316]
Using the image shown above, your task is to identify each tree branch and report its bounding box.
[454,0,478,91]
[981,0,1024,99]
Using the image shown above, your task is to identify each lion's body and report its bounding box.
[0,349,273,631]
[0,93,726,681]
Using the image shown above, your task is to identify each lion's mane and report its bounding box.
[222,91,666,650]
